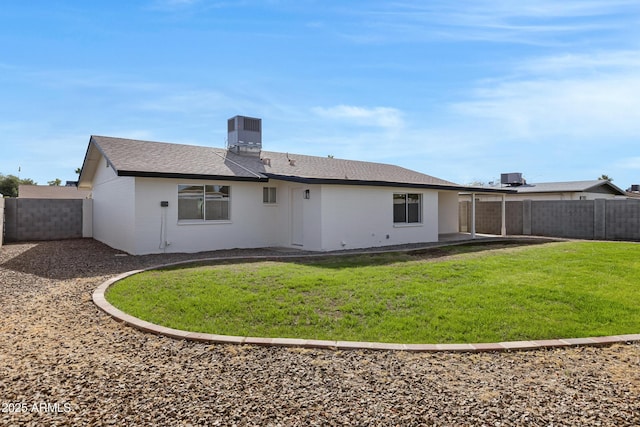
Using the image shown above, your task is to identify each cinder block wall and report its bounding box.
[4,199,84,242]
[605,199,640,240]
[461,199,640,241]
[531,200,594,239]
[0,197,4,247]
[464,201,524,235]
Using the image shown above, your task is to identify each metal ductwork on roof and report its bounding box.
[227,115,262,156]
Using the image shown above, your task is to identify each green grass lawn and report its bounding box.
[105,241,640,344]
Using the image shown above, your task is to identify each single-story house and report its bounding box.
[78,116,509,255]
[469,180,627,202]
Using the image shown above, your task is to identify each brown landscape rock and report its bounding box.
[1,239,638,426]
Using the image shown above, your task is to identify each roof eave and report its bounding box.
[117,170,269,182]
[78,137,114,189]
[584,181,627,196]
[266,174,515,193]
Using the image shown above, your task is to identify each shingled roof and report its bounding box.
[78,135,507,193]
[511,180,626,195]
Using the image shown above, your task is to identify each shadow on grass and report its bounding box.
[0,237,557,280]
[156,238,557,271]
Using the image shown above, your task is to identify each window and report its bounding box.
[178,185,230,221]
[263,187,277,204]
[393,193,422,224]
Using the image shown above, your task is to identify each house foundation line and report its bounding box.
[92,238,640,353]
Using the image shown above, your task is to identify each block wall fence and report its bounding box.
[0,197,4,247]
[3,197,639,244]
[3,198,93,243]
[460,199,640,241]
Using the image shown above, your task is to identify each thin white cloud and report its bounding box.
[332,0,637,45]
[150,0,200,9]
[450,48,640,141]
[312,105,404,129]
[614,157,640,170]
[28,69,162,92]
[136,90,236,113]
[515,50,640,76]
[147,0,243,13]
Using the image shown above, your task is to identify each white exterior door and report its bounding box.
[291,187,304,246]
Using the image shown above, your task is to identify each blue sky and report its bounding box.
[2,0,639,189]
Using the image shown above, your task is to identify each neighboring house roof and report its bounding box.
[18,185,90,199]
[79,135,510,193]
[509,180,626,196]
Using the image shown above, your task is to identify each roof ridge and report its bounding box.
[91,135,228,152]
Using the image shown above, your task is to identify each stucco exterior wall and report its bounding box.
[91,157,136,253]
[317,185,440,251]
[91,174,449,254]
[292,184,322,251]
[132,178,288,255]
[82,199,93,238]
[438,191,459,234]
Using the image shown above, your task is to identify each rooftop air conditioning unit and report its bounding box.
[500,172,525,187]
[227,115,262,156]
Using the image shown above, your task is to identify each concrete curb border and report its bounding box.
[92,252,640,353]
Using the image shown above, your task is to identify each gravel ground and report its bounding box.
[1,239,639,426]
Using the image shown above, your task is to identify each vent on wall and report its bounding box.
[227,115,262,156]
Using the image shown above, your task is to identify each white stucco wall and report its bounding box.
[132,178,288,254]
[82,198,93,238]
[289,184,323,251]
[91,171,453,254]
[91,158,136,253]
[317,185,440,251]
[438,191,460,234]
[131,180,446,253]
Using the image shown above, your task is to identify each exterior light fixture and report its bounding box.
[304,189,310,199]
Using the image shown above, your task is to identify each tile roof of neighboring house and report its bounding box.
[78,135,510,193]
[510,180,626,195]
[18,185,91,199]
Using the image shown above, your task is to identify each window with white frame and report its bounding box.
[393,193,422,224]
[178,184,230,221]
[263,187,277,204]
